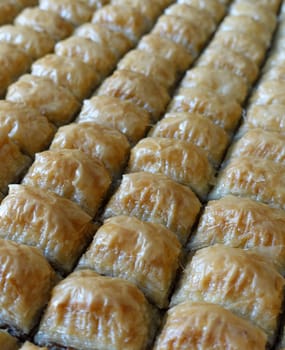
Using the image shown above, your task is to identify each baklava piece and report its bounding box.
[262,64,285,82]
[55,36,116,78]
[154,302,267,350]
[219,15,272,48]
[228,129,285,164]
[78,215,181,308]
[31,54,100,100]
[210,156,285,209]
[50,122,130,178]
[39,0,93,26]
[210,30,266,66]
[14,8,73,41]
[20,342,47,350]
[77,95,150,144]
[0,1,21,26]
[74,22,132,58]
[128,137,214,200]
[168,86,242,132]
[165,3,216,38]
[6,74,81,126]
[0,133,31,195]
[0,42,31,82]
[150,112,229,166]
[180,66,247,103]
[138,33,193,73]
[197,45,259,85]
[233,0,281,14]
[103,172,201,244]
[0,239,58,336]
[92,5,149,43]
[191,195,285,273]
[23,149,111,217]
[171,244,284,343]
[35,270,157,350]
[0,184,95,274]
[152,15,204,57]
[97,70,170,121]
[250,81,285,106]
[177,0,226,22]
[241,104,285,134]
[117,49,177,89]
[0,25,55,59]
[0,330,19,350]
[0,101,55,156]
[229,1,277,33]
[111,0,162,24]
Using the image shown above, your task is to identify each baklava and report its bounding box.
[0,330,19,350]
[0,238,58,335]
[171,244,284,342]
[177,0,226,22]
[103,172,201,245]
[77,95,150,145]
[78,215,181,308]
[20,342,47,350]
[35,270,157,350]
[0,184,95,274]
[23,149,111,217]
[50,122,130,178]
[250,80,285,106]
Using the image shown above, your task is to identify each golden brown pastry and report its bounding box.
[0,184,95,274]
[219,15,272,47]
[263,51,285,71]
[55,36,116,78]
[117,49,177,89]
[16,0,38,6]
[0,42,31,81]
[0,132,31,194]
[180,66,247,103]
[103,172,201,244]
[250,80,285,106]
[0,238,58,335]
[190,195,285,273]
[152,15,204,57]
[50,122,130,178]
[31,54,100,100]
[262,65,285,83]
[0,1,21,26]
[138,33,193,73]
[77,95,150,144]
[168,86,242,132]
[74,22,132,58]
[78,215,181,308]
[0,330,19,350]
[171,244,284,342]
[35,270,157,350]
[0,100,55,156]
[234,0,281,13]
[23,149,111,217]
[128,137,214,200]
[197,45,259,85]
[154,302,268,350]
[96,70,170,121]
[19,342,47,350]
[229,1,277,32]
[210,30,266,66]
[111,0,162,24]
[150,112,229,166]
[39,0,93,26]
[0,25,55,59]
[228,129,285,164]
[92,5,149,43]
[165,3,216,38]
[209,156,285,209]
[177,0,225,22]
[241,104,285,134]
[6,74,81,126]
[14,7,74,41]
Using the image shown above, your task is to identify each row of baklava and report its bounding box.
[0,0,237,349]
[141,1,285,349]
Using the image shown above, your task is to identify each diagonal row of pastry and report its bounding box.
[0,0,285,349]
